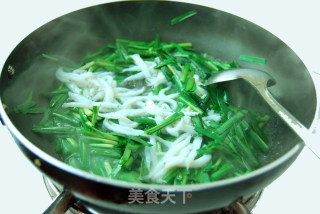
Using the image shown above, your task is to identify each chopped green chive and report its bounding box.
[171,10,197,25]
[145,112,184,135]
[239,55,266,64]
[42,53,59,62]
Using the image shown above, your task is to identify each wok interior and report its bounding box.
[0,1,316,174]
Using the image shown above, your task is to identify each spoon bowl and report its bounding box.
[206,68,276,87]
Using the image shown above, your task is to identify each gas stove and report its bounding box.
[1,0,320,213]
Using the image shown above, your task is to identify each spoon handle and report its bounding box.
[258,86,320,158]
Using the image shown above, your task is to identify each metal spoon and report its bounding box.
[205,68,320,158]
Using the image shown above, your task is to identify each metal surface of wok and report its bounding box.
[0,1,317,213]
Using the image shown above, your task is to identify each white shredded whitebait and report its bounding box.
[202,110,221,126]
[103,119,146,136]
[130,54,152,78]
[147,134,211,183]
[122,95,178,110]
[56,54,213,183]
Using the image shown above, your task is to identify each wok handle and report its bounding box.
[258,86,320,159]
[43,190,75,214]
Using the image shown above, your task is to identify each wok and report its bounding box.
[0,1,317,213]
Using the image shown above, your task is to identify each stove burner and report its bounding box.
[43,176,262,214]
